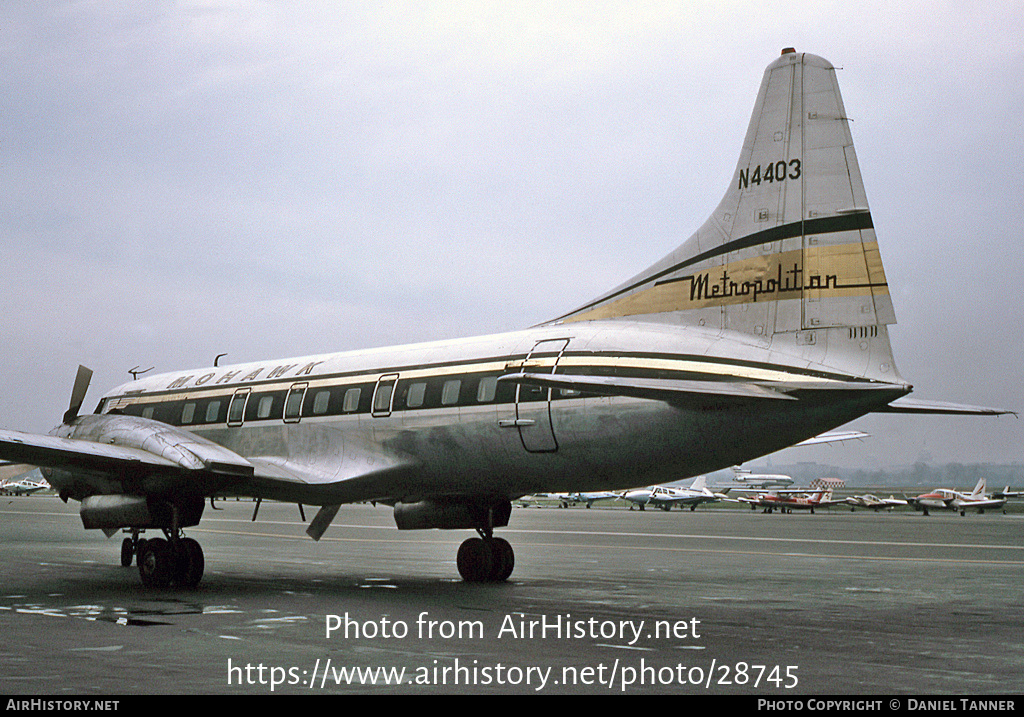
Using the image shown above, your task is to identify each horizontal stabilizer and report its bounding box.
[498,372,796,402]
[794,430,869,446]
[499,373,911,407]
[875,398,1016,416]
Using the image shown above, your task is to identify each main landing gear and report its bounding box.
[456,524,515,584]
[120,529,205,589]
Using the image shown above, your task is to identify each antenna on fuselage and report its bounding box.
[214,353,227,367]
[128,366,154,381]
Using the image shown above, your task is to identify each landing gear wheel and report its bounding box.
[489,537,514,582]
[173,537,205,589]
[457,538,493,582]
[120,538,134,567]
[457,537,515,582]
[138,538,173,589]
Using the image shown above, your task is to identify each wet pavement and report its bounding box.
[1,496,1022,694]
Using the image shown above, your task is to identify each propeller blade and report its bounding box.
[63,365,93,424]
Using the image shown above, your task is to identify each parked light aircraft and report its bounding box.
[556,491,620,508]
[735,488,841,513]
[0,474,49,496]
[0,50,1011,588]
[907,478,1008,516]
[621,477,730,511]
[844,494,908,511]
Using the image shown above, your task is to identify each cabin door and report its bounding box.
[512,338,569,453]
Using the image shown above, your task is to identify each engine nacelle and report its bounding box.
[393,499,511,531]
[80,494,204,530]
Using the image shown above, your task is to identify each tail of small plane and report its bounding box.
[554,49,900,382]
[970,477,987,498]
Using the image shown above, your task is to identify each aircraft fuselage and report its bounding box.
[53,320,906,509]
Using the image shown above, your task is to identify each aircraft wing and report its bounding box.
[0,426,416,508]
[0,426,258,499]
[875,397,1016,416]
[0,428,186,474]
[954,497,1007,511]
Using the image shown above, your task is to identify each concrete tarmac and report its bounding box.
[1,496,1022,695]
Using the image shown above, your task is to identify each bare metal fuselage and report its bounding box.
[52,319,906,509]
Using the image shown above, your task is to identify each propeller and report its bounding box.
[62,365,94,425]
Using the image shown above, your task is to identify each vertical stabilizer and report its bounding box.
[554,51,898,378]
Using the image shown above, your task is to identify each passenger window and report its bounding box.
[372,375,399,416]
[477,376,497,403]
[182,403,196,425]
[313,390,330,415]
[407,382,427,408]
[284,384,307,422]
[205,400,222,423]
[442,379,461,406]
[343,388,361,413]
[228,389,249,425]
[257,396,275,419]
[373,384,393,414]
[141,406,155,420]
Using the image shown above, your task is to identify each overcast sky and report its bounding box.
[2,1,1021,472]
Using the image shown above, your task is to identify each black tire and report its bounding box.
[173,538,204,589]
[120,538,134,567]
[489,537,514,582]
[457,538,493,582]
[138,538,173,589]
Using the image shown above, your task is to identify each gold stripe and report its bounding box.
[564,241,889,323]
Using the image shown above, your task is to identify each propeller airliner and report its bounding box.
[0,49,1010,588]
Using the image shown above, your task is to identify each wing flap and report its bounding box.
[239,453,419,505]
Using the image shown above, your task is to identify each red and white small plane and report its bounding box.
[734,487,841,514]
[907,479,1008,516]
